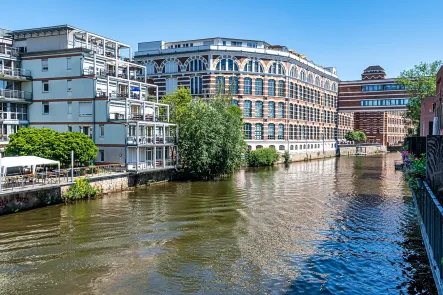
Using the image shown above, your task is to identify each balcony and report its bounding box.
[0,45,20,58]
[0,89,32,102]
[0,135,9,142]
[92,69,142,82]
[0,67,31,80]
[126,136,175,146]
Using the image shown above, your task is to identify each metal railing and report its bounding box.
[0,135,9,142]
[0,89,32,101]
[126,136,175,145]
[0,45,20,57]
[109,112,169,123]
[412,180,443,293]
[0,66,31,78]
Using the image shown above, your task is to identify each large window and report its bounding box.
[315,76,320,86]
[243,100,252,117]
[278,102,285,118]
[255,123,263,140]
[361,84,405,92]
[324,80,330,90]
[244,77,252,95]
[229,76,239,94]
[278,81,285,97]
[289,125,293,140]
[164,61,179,73]
[294,104,298,119]
[268,62,285,75]
[290,66,298,78]
[268,79,276,96]
[289,82,294,98]
[244,123,252,139]
[79,102,92,116]
[255,78,263,95]
[278,124,284,140]
[255,101,263,118]
[165,78,178,94]
[300,71,306,81]
[190,77,202,94]
[331,82,337,92]
[216,58,239,71]
[216,76,225,94]
[268,123,275,140]
[308,73,313,84]
[189,59,203,71]
[268,101,275,118]
[289,103,293,119]
[244,60,264,73]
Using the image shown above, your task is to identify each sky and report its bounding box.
[2,0,443,80]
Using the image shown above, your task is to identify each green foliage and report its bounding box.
[283,150,290,164]
[344,131,355,142]
[169,91,246,179]
[247,148,280,167]
[64,178,101,201]
[344,131,367,143]
[396,61,443,132]
[5,128,98,167]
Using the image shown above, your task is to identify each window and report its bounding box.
[244,60,264,73]
[324,80,330,90]
[268,62,285,75]
[231,41,242,47]
[231,100,239,107]
[255,123,263,140]
[165,78,178,94]
[100,124,105,137]
[278,81,285,97]
[278,124,284,140]
[67,57,72,70]
[146,63,156,74]
[255,78,263,95]
[68,125,72,132]
[331,83,337,92]
[42,102,49,114]
[268,123,275,140]
[244,78,252,95]
[42,80,49,92]
[216,58,239,71]
[308,74,313,84]
[247,42,258,48]
[189,59,203,71]
[67,102,72,114]
[190,77,203,94]
[99,150,105,162]
[268,79,275,96]
[79,102,93,116]
[229,76,239,94]
[41,58,48,71]
[67,79,72,92]
[290,66,298,78]
[216,76,225,94]
[243,123,252,139]
[278,102,285,118]
[315,77,320,86]
[243,100,252,117]
[289,82,294,98]
[289,103,293,119]
[268,101,275,118]
[255,101,263,118]
[300,71,306,81]
[82,126,92,138]
[164,61,179,73]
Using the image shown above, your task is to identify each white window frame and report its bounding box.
[41,58,48,71]
[42,80,49,93]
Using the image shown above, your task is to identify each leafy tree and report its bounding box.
[247,148,280,167]
[161,87,193,124]
[396,61,443,132]
[344,131,355,142]
[5,128,98,167]
[354,131,367,143]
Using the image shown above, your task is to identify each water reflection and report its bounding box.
[0,154,436,294]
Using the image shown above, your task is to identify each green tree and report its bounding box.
[161,87,193,124]
[344,131,355,142]
[5,128,98,167]
[354,131,367,143]
[247,148,280,167]
[396,61,443,132]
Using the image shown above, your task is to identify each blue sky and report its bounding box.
[2,0,442,80]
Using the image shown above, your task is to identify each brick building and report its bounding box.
[339,66,413,146]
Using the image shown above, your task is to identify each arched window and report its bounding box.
[289,103,293,119]
[255,123,263,140]
[290,66,298,78]
[278,124,284,140]
[268,79,276,96]
[331,82,337,92]
[269,145,275,149]
[294,125,298,139]
[278,80,285,97]
[243,100,252,118]
[256,145,263,149]
[308,73,313,84]
[294,104,298,119]
[315,76,320,86]
[289,82,294,98]
[146,63,156,74]
[279,145,285,151]
[216,76,225,94]
[295,145,298,150]
[268,123,275,140]
[243,123,252,139]
[244,77,252,95]
[255,101,263,118]
[268,62,285,75]
[255,78,263,95]
[324,80,330,90]
[289,124,293,140]
[229,76,239,94]
[164,60,179,73]
[216,58,239,71]
[268,101,275,118]
[189,59,203,71]
[244,60,264,73]
[300,70,306,81]
[278,102,285,118]
[190,77,202,94]
[290,145,294,150]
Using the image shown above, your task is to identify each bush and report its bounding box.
[283,150,290,164]
[247,148,280,167]
[63,178,101,202]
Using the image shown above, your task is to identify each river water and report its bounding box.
[0,154,437,294]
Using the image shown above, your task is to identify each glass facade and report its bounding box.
[360,98,410,106]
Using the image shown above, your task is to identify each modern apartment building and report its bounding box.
[339,66,413,146]
[1,25,178,171]
[134,37,343,153]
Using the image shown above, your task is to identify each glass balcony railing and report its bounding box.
[0,67,31,79]
[0,89,32,101]
[0,45,20,57]
[126,136,175,145]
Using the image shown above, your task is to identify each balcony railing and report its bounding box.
[126,136,175,145]
[0,89,32,101]
[0,135,9,142]
[0,45,20,57]
[0,67,31,79]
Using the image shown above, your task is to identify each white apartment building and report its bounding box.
[2,25,178,171]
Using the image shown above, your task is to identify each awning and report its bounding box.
[0,156,59,170]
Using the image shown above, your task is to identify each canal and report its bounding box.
[0,154,437,294]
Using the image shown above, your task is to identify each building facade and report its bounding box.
[0,25,178,171]
[134,38,342,154]
[339,66,413,146]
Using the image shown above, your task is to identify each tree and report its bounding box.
[354,131,367,143]
[344,131,355,142]
[161,87,193,124]
[5,128,98,167]
[396,61,443,132]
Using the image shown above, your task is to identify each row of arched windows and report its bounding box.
[251,143,335,152]
[243,123,336,140]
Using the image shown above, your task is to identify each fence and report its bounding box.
[404,136,427,158]
[412,180,443,293]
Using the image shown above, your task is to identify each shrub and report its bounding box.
[283,150,290,164]
[247,148,280,167]
[64,178,101,202]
